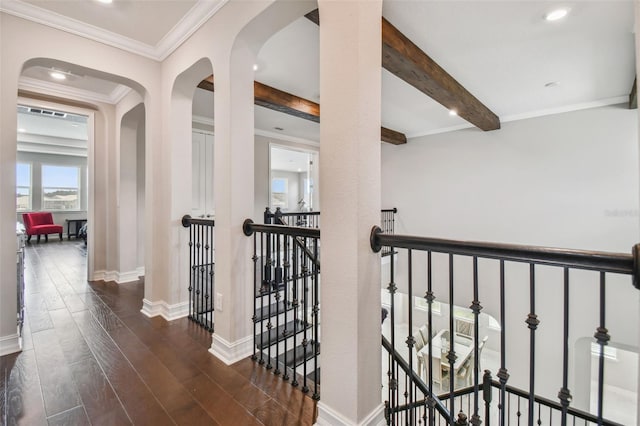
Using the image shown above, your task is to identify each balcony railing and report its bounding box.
[371,227,638,425]
[181,215,215,331]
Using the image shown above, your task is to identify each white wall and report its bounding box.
[253,134,319,221]
[381,104,640,408]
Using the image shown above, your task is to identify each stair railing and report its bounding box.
[181,215,215,331]
[243,219,321,400]
[371,227,639,426]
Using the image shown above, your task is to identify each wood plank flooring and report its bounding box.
[1,240,317,425]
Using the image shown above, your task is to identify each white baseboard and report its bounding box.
[0,333,22,356]
[116,270,140,284]
[209,333,253,365]
[140,298,189,321]
[136,266,145,277]
[316,403,385,426]
[90,269,142,284]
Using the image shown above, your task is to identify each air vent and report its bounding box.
[28,107,67,118]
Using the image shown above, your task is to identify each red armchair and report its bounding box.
[22,212,63,243]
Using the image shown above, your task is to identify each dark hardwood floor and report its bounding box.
[1,240,317,425]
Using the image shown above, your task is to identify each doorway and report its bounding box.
[269,144,319,212]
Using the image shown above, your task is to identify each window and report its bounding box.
[42,165,80,210]
[271,177,288,208]
[16,163,31,211]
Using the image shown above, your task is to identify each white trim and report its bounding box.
[0,334,22,357]
[115,270,140,284]
[0,0,228,61]
[140,298,189,321]
[316,403,386,426]
[19,77,132,105]
[255,128,320,148]
[136,266,145,277]
[154,0,229,61]
[208,333,253,365]
[91,269,106,281]
[192,115,215,127]
[407,96,630,140]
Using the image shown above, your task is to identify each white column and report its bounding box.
[316,1,383,424]
[209,43,256,363]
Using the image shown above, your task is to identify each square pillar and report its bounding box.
[316,1,383,424]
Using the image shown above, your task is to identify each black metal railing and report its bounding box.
[371,227,638,426]
[181,215,215,331]
[380,208,397,256]
[265,207,321,228]
[243,219,321,400]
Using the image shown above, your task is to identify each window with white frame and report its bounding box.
[16,162,32,211]
[42,165,80,210]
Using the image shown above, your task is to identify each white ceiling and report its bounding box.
[6,0,636,143]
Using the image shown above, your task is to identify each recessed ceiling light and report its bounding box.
[96,0,113,4]
[449,109,458,116]
[253,64,259,71]
[545,8,569,22]
[18,128,26,133]
[545,81,560,88]
[297,168,302,172]
[71,124,80,127]
[49,71,67,80]
[274,126,284,131]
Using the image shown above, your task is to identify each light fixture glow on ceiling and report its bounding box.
[449,109,458,116]
[18,128,26,133]
[96,0,113,4]
[545,8,569,22]
[253,64,259,71]
[49,71,67,80]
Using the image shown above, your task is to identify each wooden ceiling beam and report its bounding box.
[198,75,407,145]
[305,10,501,132]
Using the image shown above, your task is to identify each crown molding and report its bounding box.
[155,0,229,61]
[0,0,228,61]
[255,128,320,148]
[19,77,131,105]
[192,115,215,127]
[407,96,630,140]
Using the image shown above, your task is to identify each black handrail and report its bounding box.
[371,227,638,277]
[182,214,215,227]
[243,219,320,239]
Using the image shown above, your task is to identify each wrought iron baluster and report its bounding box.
[251,233,258,361]
[291,239,299,387]
[312,237,320,400]
[198,223,204,327]
[498,259,509,426]
[204,222,210,330]
[282,235,290,381]
[407,249,415,425]
[274,231,282,375]
[266,231,273,370]
[208,223,214,331]
[188,222,193,321]
[259,232,265,365]
[426,251,436,426]
[448,253,457,423]
[388,243,398,416]
[595,272,609,425]
[471,256,482,426]
[302,236,310,393]
[483,370,492,426]
[527,263,539,426]
[558,267,572,426]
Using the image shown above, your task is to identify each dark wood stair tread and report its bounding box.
[255,319,311,350]
[276,341,319,368]
[254,301,294,322]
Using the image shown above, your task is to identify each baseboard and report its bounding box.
[90,270,141,284]
[316,402,385,426]
[140,298,189,321]
[0,333,22,357]
[116,270,140,284]
[209,333,253,365]
[136,266,145,277]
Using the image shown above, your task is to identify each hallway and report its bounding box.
[1,241,316,425]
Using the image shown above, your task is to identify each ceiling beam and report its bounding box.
[629,77,637,109]
[305,10,501,132]
[198,75,407,145]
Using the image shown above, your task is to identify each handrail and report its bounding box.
[371,226,638,277]
[243,219,320,239]
[382,336,451,421]
[181,214,215,227]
